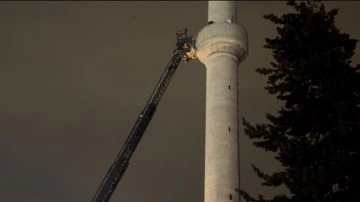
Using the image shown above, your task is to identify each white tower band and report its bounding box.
[196,1,248,202]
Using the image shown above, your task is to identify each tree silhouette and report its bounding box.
[241,1,360,201]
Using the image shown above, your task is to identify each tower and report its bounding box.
[196,1,248,202]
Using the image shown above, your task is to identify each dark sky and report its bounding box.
[0,1,359,202]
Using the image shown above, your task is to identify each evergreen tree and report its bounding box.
[241,1,360,201]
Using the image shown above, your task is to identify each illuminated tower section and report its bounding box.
[196,1,248,202]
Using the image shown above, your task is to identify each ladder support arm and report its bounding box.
[91,53,182,202]
[91,28,196,202]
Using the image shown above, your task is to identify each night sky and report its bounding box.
[0,1,359,202]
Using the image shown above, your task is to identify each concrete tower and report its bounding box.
[196,1,248,202]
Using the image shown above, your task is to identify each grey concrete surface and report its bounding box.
[197,2,248,202]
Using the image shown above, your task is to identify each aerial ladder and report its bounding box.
[91,29,197,202]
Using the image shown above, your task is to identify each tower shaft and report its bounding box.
[196,1,248,202]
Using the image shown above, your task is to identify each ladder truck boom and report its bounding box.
[91,29,197,202]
